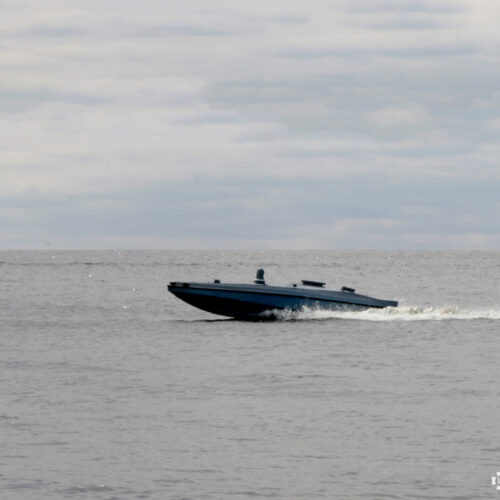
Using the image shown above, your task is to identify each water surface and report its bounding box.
[1,251,499,499]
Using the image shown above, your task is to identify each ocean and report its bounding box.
[1,250,499,499]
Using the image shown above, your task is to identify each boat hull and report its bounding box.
[168,282,396,320]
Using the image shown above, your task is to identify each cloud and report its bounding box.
[367,106,428,127]
[0,85,109,112]
[129,23,235,38]
[344,0,466,32]
[2,171,498,249]
[344,0,465,14]
[269,15,308,24]
[204,62,499,145]
[1,10,92,38]
[0,0,499,249]
[278,44,478,60]
[364,18,451,30]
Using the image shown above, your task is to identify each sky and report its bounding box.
[1,0,499,249]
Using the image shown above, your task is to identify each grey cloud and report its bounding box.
[12,25,86,38]
[0,87,109,112]
[365,18,450,30]
[279,148,360,159]
[174,112,246,126]
[345,0,465,14]
[2,13,92,39]
[130,23,234,38]
[0,184,290,242]
[2,175,498,248]
[270,15,308,24]
[205,61,500,139]
[1,0,498,249]
[5,15,235,40]
[279,141,475,159]
[344,0,465,32]
[205,76,393,136]
[278,44,477,60]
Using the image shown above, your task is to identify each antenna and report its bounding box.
[254,268,265,284]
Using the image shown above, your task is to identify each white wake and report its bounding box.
[266,306,500,322]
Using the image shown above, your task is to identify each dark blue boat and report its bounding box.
[168,269,398,320]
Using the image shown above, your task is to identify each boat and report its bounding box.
[168,269,398,320]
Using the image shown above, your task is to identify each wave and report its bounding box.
[266,306,500,322]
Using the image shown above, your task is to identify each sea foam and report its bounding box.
[267,305,500,321]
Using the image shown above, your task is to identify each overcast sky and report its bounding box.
[1,0,499,249]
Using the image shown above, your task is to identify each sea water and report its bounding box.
[1,250,499,499]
